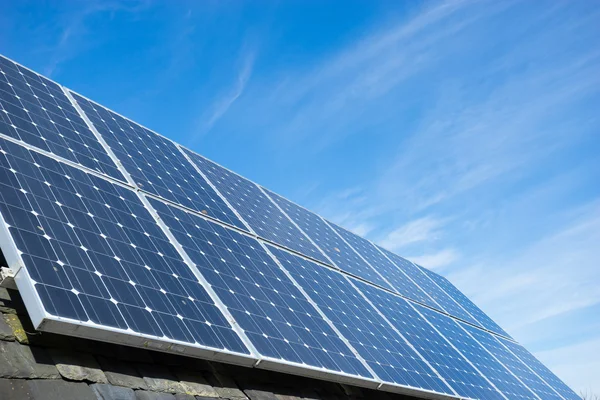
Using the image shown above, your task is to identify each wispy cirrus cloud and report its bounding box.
[409,248,459,271]
[190,49,256,144]
[378,216,447,251]
[38,1,153,77]
[233,1,600,392]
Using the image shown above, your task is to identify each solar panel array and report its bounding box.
[0,54,579,399]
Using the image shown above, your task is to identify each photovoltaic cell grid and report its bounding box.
[264,188,394,291]
[462,324,563,400]
[0,55,580,399]
[69,92,246,230]
[182,148,329,264]
[269,245,454,396]
[376,245,483,328]
[326,220,438,308]
[149,199,372,379]
[416,306,537,400]
[498,337,581,400]
[356,280,504,400]
[0,56,125,181]
[419,266,511,338]
[0,137,249,355]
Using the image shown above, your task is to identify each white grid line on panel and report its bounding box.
[321,218,398,295]
[455,322,543,400]
[494,338,568,400]
[63,87,262,360]
[14,266,258,367]
[257,185,341,268]
[417,266,512,340]
[372,245,447,312]
[177,144,434,393]
[407,302,510,400]
[259,176,515,342]
[257,181,508,342]
[345,276,462,399]
[412,264,483,324]
[0,143,257,366]
[175,143,256,235]
[62,88,138,187]
[257,241,383,386]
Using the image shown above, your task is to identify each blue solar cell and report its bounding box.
[417,306,537,399]
[269,245,455,396]
[418,266,511,338]
[264,190,394,291]
[149,199,371,379]
[376,246,483,327]
[69,93,246,230]
[0,137,249,354]
[357,281,504,400]
[0,56,125,181]
[498,337,581,400]
[462,324,563,400]
[326,221,438,308]
[181,149,329,264]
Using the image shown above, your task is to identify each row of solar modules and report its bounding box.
[0,54,510,338]
[0,137,578,400]
[0,54,579,399]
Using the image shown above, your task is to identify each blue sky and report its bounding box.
[1,0,599,393]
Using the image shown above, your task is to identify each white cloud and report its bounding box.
[449,199,600,335]
[535,337,600,394]
[378,216,446,251]
[409,248,459,271]
[191,49,255,143]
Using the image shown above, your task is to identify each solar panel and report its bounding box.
[69,92,246,230]
[376,246,483,328]
[264,189,394,291]
[416,306,537,399]
[268,245,458,397]
[461,324,563,400]
[418,266,511,338]
[326,220,439,308]
[498,337,581,400]
[356,281,505,400]
[149,199,375,383]
[0,55,579,400]
[0,55,125,181]
[181,148,329,264]
[0,137,253,362]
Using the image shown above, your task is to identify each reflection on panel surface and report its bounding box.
[0,55,124,180]
[376,246,483,327]
[0,137,248,354]
[183,149,329,264]
[417,306,536,399]
[498,337,581,400]
[150,199,371,379]
[265,189,393,290]
[357,281,504,400]
[71,93,246,230]
[270,245,455,396]
[327,221,438,307]
[419,266,510,338]
[462,324,562,400]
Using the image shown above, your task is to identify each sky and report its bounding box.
[1,0,599,394]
